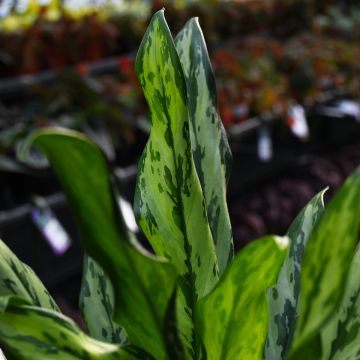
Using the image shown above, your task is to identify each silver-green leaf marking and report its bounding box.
[175,18,233,275]
[265,190,326,359]
[0,297,141,360]
[0,239,59,312]
[134,10,219,358]
[287,167,360,359]
[80,255,126,345]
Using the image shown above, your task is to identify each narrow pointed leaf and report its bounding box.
[197,235,289,360]
[265,190,326,360]
[0,297,142,360]
[175,18,233,275]
[27,128,177,360]
[320,244,360,359]
[135,9,218,296]
[79,255,126,345]
[134,9,219,357]
[0,238,59,312]
[287,167,360,359]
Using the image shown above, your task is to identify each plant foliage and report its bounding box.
[0,9,360,360]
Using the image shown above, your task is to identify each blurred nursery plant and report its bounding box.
[0,9,360,360]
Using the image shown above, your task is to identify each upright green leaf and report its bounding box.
[0,239,59,312]
[134,9,218,295]
[0,297,141,360]
[79,255,126,345]
[265,190,326,359]
[175,18,233,275]
[287,167,360,359]
[197,235,289,360]
[27,128,177,360]
[134,9,219,357]
[320,244,360,359]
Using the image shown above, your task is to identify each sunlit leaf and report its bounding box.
[320,243,360,359]
[198,236,288,360]
[0,296,141,360]
[287,167,360,359]
[0,239,59,312]
[175,18,233,275]
[134,10,219,357]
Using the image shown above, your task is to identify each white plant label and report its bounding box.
[31,206,71,255]
[287,104,309,139]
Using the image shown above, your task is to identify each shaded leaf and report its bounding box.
[287,167,360,359]
[79,255,126,345]
[175,18,233,275]
[0,239,59,312]
[27,128,177,360]
[163,292,185,360]
[197,235,289,360]
[265,190,326,359]
[134,9,218,357]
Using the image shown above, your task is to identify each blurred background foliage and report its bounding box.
[0,0,360,316]
[0,0,360,233]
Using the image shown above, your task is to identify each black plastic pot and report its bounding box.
[0,193,83,309]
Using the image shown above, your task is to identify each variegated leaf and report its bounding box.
[197,235,289,360]
[175,18,233,275]
[320,243,360,360]
[0,238,59,312]
[27,128,177,360]
[265,190,326,359]
[134,9,219,357]
[79,255,126,345]
[0,296,144,360]
[287,167,360,359]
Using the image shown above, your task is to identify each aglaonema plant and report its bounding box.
[1,9,360,360]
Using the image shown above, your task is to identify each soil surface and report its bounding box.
[229,143,360,250]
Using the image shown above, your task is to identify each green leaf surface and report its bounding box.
[0,297,140,360]
[287,167,360,359]
[162,292,185,360]
[0,238,59,312]
[28,128,177,360]
[175,18,233,275]
[134,9,219,357]
[197,235,289,360]
[320,244,360,360]
[79,255,126,345]
[265,190,326,360]
[135,8,218,295]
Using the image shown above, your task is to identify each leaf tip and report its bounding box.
[274,236,289,250]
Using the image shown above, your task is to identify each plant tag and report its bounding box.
[31,202,71,256]
[336,100,360,122]
[119,197,139,233]
[257,126,273,162]
[0,348,6,360]
[287,104,309,139]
